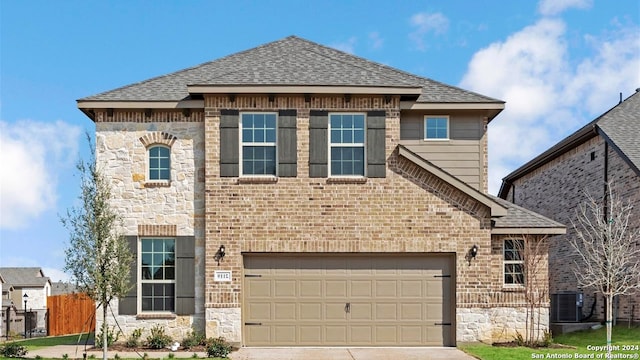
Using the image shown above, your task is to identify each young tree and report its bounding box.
[570,183,640,357]
[61,136,133,360]
[510,234,550,345]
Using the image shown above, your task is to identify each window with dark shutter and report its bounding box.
[309,110,328,178]
[366,110,386,178]
[220,110,240,177]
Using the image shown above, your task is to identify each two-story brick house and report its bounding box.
[78,36,564,346]
[499,90,640,325]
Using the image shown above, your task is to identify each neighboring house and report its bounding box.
[50,281,77,296]
[0,267,52,329]
[77,36,564,346]
[499,90,640,324]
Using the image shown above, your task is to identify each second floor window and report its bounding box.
[329,113,365,176]
[424,116,449,140]
[241,113,277,176]
[148,145,170,180]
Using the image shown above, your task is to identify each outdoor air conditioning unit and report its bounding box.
[551,292,583,322]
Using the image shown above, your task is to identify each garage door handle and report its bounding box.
[245,322,262,326]
[345,303,351,313]
[434,322,452,326]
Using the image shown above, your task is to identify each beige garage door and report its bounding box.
[243,254,454,346]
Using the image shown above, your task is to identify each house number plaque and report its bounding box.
[214,270,232,282]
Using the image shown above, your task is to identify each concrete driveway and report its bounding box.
[231,347,476,360]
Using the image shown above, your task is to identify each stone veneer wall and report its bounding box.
[95,112,206,339]
[201,95,545,344]
[506,135,640,322]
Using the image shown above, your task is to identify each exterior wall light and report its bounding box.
[470,244,478,259]
[214,245,226,264]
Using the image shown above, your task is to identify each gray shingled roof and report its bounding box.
[0,267,50,288]
[79,36,503,104]
[597,90,640,172]
[489,196,566,232]
[499,90,640,198]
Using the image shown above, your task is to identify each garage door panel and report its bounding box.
[299,326,322,344]
[300,303,322,320]
[400,280,423,297]
[350,280,372,297]
[325,280,347,297]
[246,302,271,321]
[375,303,397,320]
[325,303,347,320]
[300,280,322,297]
[350,302,372,320]
[274,280,296,297]
[244,254,454,346]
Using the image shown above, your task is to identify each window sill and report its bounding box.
[502,286,525,293]
[237,177,278,184]
[136,313,177,320]
[327,177,368,184]
[143,180,171,188]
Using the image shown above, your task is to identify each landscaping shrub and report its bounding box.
[182,330,206,349]
[146,324,173,349]
[206,337,231,358]
[0,343,28,358]
[95,326,122,348]
[125,328,143,348]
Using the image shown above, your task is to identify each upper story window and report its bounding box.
[141,238,175,312]
[504,239,524,286]
[424,116,449,140]
[329,113,366,176]
[148,145,171,181]
[241,113,277,176]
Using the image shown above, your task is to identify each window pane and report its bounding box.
[165,267,175,280]
[142,240,152,252]
[266,128,276,143]
[343,130,353,143]
[142,267,152,280]
[343,115,353,128]
[254,114,265,128]
[353,129,364,143]
[243,129,253,142]
[331,129,341,143]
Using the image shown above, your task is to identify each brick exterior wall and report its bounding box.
[94,94,550,344]
[505,135,640,323]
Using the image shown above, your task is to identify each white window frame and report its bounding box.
[139,238,176,313]
[503,238,525,287]
[239,112,278,177]
[328,112,367,177]
[424,115,449,140]
[147,145,171,181]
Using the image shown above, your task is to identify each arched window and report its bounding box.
[148,145,171,181]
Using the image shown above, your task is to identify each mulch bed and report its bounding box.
[492,341,575,349]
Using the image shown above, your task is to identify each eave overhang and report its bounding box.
[491,227,567,235]
[186,84,424,95]
[398,145,508,217]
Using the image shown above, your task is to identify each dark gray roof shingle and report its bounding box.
[0,267,51,288]
[597,90,640,171]
[490,195,566,231]
[79,36,502,104]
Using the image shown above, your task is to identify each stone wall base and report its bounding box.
[205,307,241,342]
[457,307,549,343]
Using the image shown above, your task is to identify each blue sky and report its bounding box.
[1,0,638,282]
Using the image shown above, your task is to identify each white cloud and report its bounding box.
[330,37,357,54]
[0,120,81,229]
[409,12,449,51]
[538,0,592,16]
[369,32,384,50]
[460,18,640,194]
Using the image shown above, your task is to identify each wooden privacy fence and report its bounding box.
[47,294,95,336]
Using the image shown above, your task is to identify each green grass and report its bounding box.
[4,333,93,350]
[460,325,640,360]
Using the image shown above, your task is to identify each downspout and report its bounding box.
[602,138,609,324]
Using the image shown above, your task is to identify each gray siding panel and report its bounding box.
[220,110,240,177]
[118,236,138,315]
[278,110,297,177]
[309,111,328,177]
[367,111,386,178]
[175,236,195,315]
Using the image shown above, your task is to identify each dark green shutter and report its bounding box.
[367,110,386,178]
[220,110,239,177]
[309,110,328,177]
[175,236,195,315]
[119,236,138,315]
[278,110,297,177]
